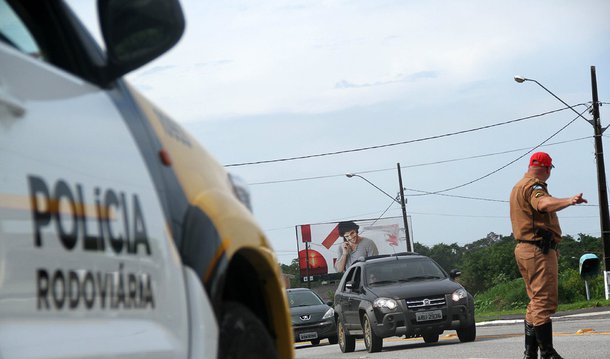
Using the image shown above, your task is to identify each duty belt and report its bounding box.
[517,239,558,251]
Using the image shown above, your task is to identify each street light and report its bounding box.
[345,173,398,202]
[346,163,413,252]
[514,66,610,300]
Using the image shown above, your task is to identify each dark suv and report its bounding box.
[334,253,476,353]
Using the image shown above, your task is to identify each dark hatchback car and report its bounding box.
[334,253,475,353]
[287,288,338,345]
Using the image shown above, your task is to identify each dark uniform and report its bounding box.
[510,173,561,326]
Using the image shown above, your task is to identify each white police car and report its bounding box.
[0,1,293,358]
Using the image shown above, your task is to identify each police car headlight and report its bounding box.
[322,307,334,319]
[373,297,398,310]
[452,288,467,302]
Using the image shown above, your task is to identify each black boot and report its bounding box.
[534,321,563,359]
[523,322,538,359]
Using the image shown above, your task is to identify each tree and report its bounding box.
[427,243,464,273]
[459,234,520,294]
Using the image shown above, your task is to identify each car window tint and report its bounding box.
[352,267,361,289]
[342,267,357,291]
[288,290,323,307]
[366,258,446,283]
[0,0,43,59]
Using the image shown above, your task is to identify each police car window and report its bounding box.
[0,0,43,59]
[64,0,104,49]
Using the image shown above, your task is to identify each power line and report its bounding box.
[224,104,589,167]
[410,106,590,196]
[247,129,590,204]
[247,136,591,186]
[243,105,593,208]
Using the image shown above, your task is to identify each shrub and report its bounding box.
[475,278,529,312]
[476,267,606,313]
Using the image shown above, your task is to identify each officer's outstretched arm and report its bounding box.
[538,193,587,213]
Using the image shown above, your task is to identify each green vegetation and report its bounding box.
[417,232,608,322]
[474,271,610,322]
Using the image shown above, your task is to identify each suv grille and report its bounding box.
[405,295,446,309]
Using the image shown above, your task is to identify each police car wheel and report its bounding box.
[218,302,279,359]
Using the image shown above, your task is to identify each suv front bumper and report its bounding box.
[370,301,473,338]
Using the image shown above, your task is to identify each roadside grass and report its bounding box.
[473,269,610,322]
[476,299,610,322]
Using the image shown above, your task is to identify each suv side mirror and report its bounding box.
[449,269,461,279]
[326,301,334,307]
[99,0,185,82]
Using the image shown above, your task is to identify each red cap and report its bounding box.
[529,152,554,168]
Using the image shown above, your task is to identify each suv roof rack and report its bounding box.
[353,252,420,264]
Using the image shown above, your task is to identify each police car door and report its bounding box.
[0,2,189,358]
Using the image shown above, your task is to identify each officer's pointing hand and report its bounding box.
[571,193,587,205]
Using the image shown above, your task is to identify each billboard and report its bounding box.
[295,216,412,281]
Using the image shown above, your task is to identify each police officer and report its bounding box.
[510,152,587,359]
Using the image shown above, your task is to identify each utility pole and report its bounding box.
[590,66,610,300]
[397,163,413,252]
[305,241,311,288]
[516,68,610,299]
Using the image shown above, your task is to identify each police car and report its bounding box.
[0,1,293,358]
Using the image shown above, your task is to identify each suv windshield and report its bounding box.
[365,258,446,286]
[288,290,324,308]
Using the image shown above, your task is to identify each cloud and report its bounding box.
[137,65,177,77]
[335,71,438,89]
[193,59,233,68]
[125,0,610,123]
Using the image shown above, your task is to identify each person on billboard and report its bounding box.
[334,221,379,272]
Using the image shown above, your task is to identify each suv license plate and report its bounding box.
[415,310,442,322]
[299,332,318,341]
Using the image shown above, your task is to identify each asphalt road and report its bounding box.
[294,309,610,358]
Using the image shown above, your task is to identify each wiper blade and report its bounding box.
[369,280,397,285]
[399,275,441,282]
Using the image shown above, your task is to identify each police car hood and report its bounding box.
[367,278,463,299]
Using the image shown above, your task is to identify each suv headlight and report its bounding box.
[373,297,398,310]
[322,307,334,319]
[451,288,468,302]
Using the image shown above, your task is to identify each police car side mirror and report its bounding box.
[98,0,185,82]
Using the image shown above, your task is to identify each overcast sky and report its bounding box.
[74,0,610,264]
